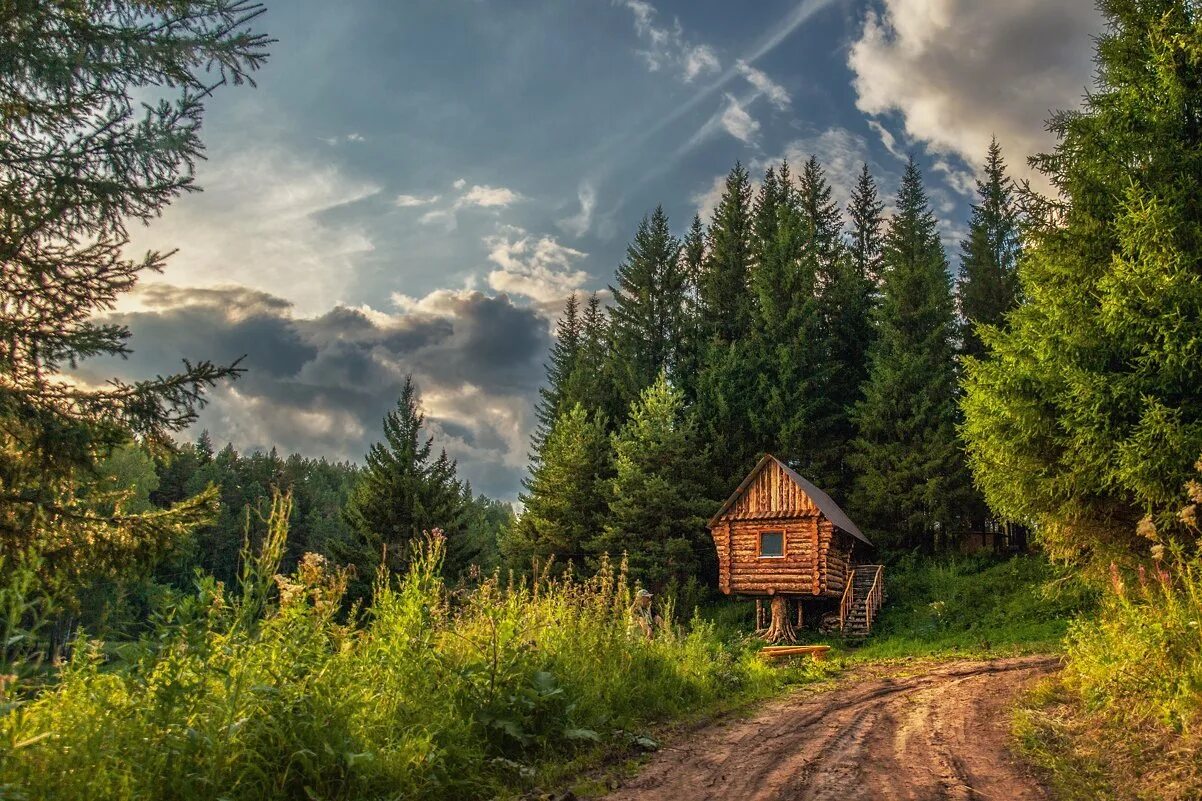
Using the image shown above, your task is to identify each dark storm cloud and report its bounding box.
[82,285,550,499]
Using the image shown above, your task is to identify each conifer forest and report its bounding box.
[1,2,1201,799]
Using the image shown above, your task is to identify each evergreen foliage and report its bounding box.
[596,375,713,590]
[674,213,708,403]
[343,378,468,588]
[561,293,620,422]
[698,163,755,344]
[531,293,581,452]
[847,162,886,285]
[850,159,971,551]
[504,403,612,571]
[957,138,1021,361]
[608,207,687,406]
[961,0,1202,560]
[0,1,268,598]
[747,162,827,481]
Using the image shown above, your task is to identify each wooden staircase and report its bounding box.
[839,564,884,640]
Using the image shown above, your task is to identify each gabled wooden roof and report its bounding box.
[708,454,872,546]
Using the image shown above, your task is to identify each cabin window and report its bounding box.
[758,530,784,558]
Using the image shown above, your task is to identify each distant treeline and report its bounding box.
[78,429,512,633]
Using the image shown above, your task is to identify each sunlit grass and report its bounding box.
[0,493,823,801]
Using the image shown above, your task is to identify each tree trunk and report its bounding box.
[762,595,797,644]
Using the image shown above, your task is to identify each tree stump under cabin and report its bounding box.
[761,595,797,644]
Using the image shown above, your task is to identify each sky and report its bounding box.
[96,0,1104,500]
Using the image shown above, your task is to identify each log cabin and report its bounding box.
[708,454,884,643]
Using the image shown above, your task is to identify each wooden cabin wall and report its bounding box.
[823,527,855,597]
[721,459,820,521]
[712,516,821,596]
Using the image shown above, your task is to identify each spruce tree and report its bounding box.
[846,162,886,285]
[694,163,758,489]
[562,292,622,424]
[962,1,1202,560]
[504,403,612,571]
[595,374,713,590]
[746,162,828,480]
[956,138,1021,361]
[0,2,269,585]
[608,206,686,406]
[343,378,467,587]
[698,163,755,344]
[674,214,708,403]
[849,159,971,551]
[531,294,581,451]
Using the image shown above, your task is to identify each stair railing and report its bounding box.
[838,568,856,632]
[864,565,884,632]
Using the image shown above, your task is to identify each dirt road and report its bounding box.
[605,655,1058,801]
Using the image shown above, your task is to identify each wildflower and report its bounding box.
[1151,543,1166,561]
[1189,476,1202,504]
[1179,503,1198,529]
[1109,562,1125,597]
[1137,515,1159,541]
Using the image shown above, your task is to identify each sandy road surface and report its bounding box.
[605,655,1058,801]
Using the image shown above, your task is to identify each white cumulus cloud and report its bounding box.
[484,226,590,307]
[848,0,1101,188]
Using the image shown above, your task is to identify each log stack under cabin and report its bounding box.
[709,454,876,643]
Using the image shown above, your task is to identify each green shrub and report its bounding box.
[0,493,805,800]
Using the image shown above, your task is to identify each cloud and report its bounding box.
[84,285,550,499]
[557,182,596,238]
[867,120,906,162]
[617,0,721,83]
[484,227,590,307]
[320,132,367,146]
[691,173,728,222]
[719,94,760,143]
[395,193,441,207]
[684,45,720,82]
[736,61,790,111]
[126,145,380,316]
[848,0,1102,187]
[413,181,524,231]
[770,127,884,213]
[456,184,523,209]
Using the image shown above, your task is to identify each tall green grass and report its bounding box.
[1013,478,1202,800]
[1063,547,1202,735]
[0,493,811,801]
[851,554,1094,659]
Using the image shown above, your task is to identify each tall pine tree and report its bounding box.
[0,2,269,591]
[847,162,886,285]
[747,161,828,481]
[695,163,759,489]
[698,163,755,344]
[343,377,468,588]
[957,138,1021,361]
[531,293,582,452]
[674,214,708,404]
[608,206,687,406]
[962,1,1202,561]
[561,292,621,423]
[849,159,971,552]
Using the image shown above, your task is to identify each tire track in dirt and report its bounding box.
[604,655,1058,801]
